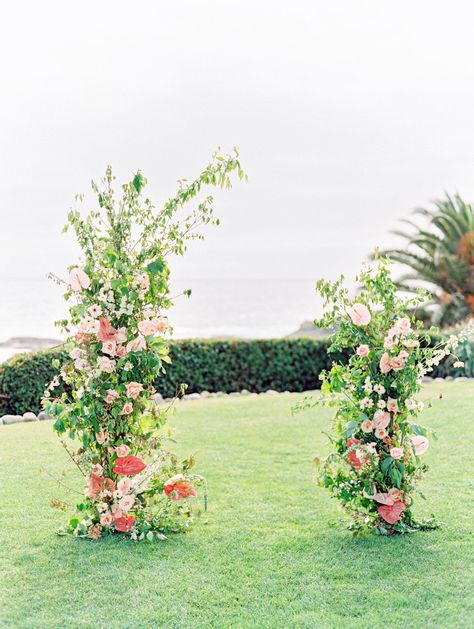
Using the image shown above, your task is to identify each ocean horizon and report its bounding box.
[0,276,324,362]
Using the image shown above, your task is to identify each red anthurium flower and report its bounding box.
[378,500,406,525]
[113,514,136,532]
[164,481,197,501]
[113,455,147,476]
[98,317,117,342]
[86,474,116,500]
[346,438,368,470]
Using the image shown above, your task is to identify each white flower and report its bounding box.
[359,397,374,409]
[453,361,464,368]
[373,384,385,395]
[88,304,102,318]
[405,398,417,410]
[124,361,133,372]
[417,401,425,412]
[377,399,386,409]
[449,335,459,349]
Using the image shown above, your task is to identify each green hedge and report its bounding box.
[0,337,472,415]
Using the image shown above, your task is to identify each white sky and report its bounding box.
[1,0,474,283]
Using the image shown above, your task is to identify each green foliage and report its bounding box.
[1,336,472,415]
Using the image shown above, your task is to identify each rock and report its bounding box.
[240,389,250,396]
[445,376,454,381]
[23,412,38,422]
[216,391,226,397]
[434,377,444,383]
[208,392,218,398]
[265,389,279,396]
[2,415,23,425]
[422,377,434,383]
[153,393,164,405]
[38,411,53,421]
[183,393,201,401]
[200,391,211,398]
[454,376,469,381]
[229,391,241,397]
[163,398,172,404]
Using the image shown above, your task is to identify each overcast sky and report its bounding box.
[2,0,474,284]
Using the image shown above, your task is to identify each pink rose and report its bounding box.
[126,335,146,353]
[356,345,369,357]
[115,444,131,457]
[395,317,412,336]
[375,427,387,439]
[96,430,109,444]
[390,356,406,371]
[411,435,429,456]
[97,356,116,373]
[104,389,119,404]
[116,327,127,344]
[117,477,132,494]
[373,410,391,430]
[361,419,373,433]
[390,447,404,460]
[125,382,144,399]
[118,495,135,512]
[69,267,91,291]
[138,320,158,337]
[346,303,371,326]
[69,348,83,360]
[101,340,116,357]
[120,402,133,416]
[379,352,392,374]
[100,511,113,527]
[116,345,126,358]
[111,503,123,518]
[398,350,409,361]
[387,397,399,413]
[154,316,169,335]
[384,337,396,350]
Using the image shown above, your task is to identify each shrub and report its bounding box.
[0,336,471,416]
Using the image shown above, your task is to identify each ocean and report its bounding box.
[0,277,323,362]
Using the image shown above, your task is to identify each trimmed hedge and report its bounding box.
[0,337,472,415]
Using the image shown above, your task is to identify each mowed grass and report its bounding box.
[0,383,473,629]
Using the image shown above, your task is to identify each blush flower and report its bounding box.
[138,320,158,337]
[387,397,399,413]
[125,382,144,399]
[375,427,388,439]
[117,477,132,494]
[361,419,374,433]
[120,402,133,416]
[390,447,404,460]
[69,267,91,291]
[411,435,429,456]
[373,410,391,430]
[97,356,116,373]
[379,352,392,374]
[115,444,131,457]
[126,335,146,353]
[104,389,119,404]
[346,303,371,326]
[101,340,116,356]
[98,318,117,342]
[118,495,135,512]
[96,430,109,444]
[116,327,127,344]
[155,316,169,335]
[100,511,113,527]
[356,344,369,357]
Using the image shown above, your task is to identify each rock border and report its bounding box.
[1,378,472,425]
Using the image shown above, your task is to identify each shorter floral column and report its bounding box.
[295,259,469,535]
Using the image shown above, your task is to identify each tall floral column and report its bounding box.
[43,151,245,541]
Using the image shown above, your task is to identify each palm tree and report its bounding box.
[379,194,474,327]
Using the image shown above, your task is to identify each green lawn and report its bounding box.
[1,383,473,629]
